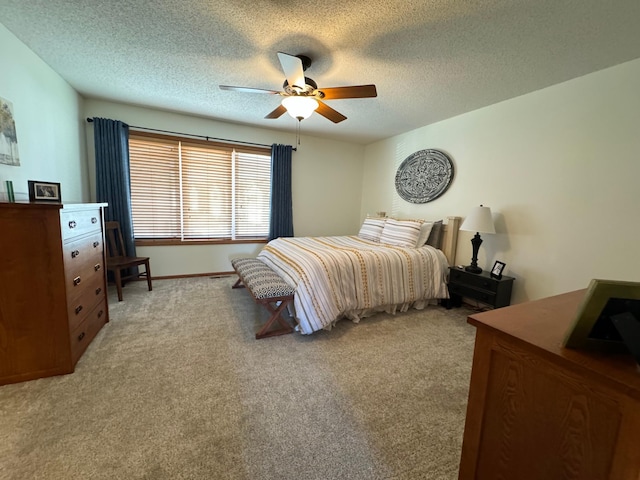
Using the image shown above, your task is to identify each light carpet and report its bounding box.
[0,277,477,480]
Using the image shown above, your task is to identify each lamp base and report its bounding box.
[465,232,484,274]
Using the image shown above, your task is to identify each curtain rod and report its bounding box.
[85,118,296,151]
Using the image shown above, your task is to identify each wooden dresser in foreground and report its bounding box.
[459,289,640,480]
[0,202,109,386]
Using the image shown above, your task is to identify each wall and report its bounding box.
[6,19,637,296]
[84,99,365,276]
[0,24,88,202]
[0,21,365,279]
[363,59,640,304]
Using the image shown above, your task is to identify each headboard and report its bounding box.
[441,216,461,267]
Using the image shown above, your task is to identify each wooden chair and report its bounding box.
[105,221,152,301]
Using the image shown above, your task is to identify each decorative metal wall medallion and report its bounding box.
[395,149,454,204]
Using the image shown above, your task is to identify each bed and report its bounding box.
[256,216,461,334]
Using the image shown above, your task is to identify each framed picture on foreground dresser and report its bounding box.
[563,279,640,355]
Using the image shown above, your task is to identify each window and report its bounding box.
[128,132,271,242]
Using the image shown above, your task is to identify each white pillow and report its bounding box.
[379,218,423,247]
[358,217,386,242]
[416,221,434,247]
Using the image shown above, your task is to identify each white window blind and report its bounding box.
[129,132,271,240]
[235,151,272,237]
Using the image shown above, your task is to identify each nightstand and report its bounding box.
[447,266,514,309]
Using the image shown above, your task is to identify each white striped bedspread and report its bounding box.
[257,235,450,335]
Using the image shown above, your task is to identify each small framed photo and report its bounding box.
[491,260,506,279]
[28,180,61,203]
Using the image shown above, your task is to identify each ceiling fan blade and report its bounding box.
[265,104,287,119]
[219,85,281,95]
[277,52,305,89]
[316,101,347,123]
[317,84,378,100]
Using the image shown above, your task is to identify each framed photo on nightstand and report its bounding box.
[491,261,506,279]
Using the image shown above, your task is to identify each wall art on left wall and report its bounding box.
[0,96,20,166]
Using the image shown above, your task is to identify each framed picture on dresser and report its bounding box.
[28,180,61,202]
[563,279,640,354]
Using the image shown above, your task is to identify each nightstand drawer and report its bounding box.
[449,283,496,305]
[450,268,499,292]
[447,267,514,309]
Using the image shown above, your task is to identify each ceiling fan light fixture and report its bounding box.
[282,96,319,120]
[221,52,375,124]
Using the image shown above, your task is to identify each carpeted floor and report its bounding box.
[0,277,477,480]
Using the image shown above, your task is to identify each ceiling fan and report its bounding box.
[219,52,377,123]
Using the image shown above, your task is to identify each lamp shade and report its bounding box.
[282,96,319,120]
[460,205,495,234]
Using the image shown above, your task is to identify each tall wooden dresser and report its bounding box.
[459,290,640,480]
[0,202,109,386]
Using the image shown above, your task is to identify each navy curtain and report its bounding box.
[93,117,136,257]
[268,144,294,240]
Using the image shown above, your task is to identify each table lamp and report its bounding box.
[460,205,495,274]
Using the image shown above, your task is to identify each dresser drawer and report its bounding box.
[63,231,103,270]
[61,208,102,241]
[64,256,105,300]
[67,275,106,332]
[70,300,107,365]
[449,268,499,293]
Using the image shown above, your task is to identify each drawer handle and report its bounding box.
[68,220,77,229]
[77,331,85,342]
[94,264,101,272]
[91,217,98,224]
[73,276,82,286]
[95,287,102,295]
[97,310,104,318]
[71,250,80,258]
[93,241,100,248]
[75,305,83,315]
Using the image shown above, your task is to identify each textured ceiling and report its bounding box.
[1,0,639,144]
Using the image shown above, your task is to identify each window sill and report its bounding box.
[135,238,268,247]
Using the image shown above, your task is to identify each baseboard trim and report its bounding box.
[126,271,236,281]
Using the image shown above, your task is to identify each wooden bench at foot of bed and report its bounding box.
[230,257,297,339]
